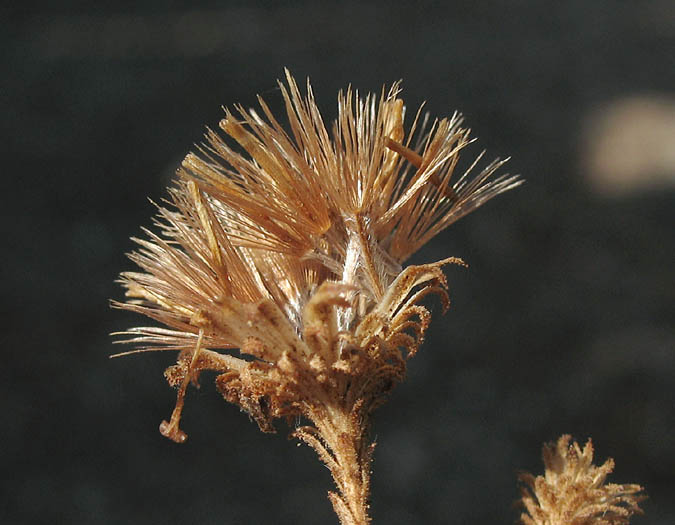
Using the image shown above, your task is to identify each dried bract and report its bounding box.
[113,70,521,524]
[519,435,646,525]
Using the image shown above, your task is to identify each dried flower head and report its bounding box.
[519,435,646,525]
[113,70,521,524]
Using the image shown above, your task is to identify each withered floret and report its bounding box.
[519,435,646,525]
[114,70,521,525]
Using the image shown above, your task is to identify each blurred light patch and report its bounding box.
[582,95,675,197]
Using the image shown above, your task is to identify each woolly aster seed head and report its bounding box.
[519,435,646,525]
[113,70,522,443]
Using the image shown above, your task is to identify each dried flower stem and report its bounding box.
[300,406,373,524]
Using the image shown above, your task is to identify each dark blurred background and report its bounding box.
[3,1,674,523]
